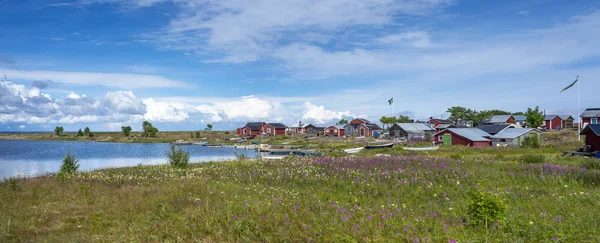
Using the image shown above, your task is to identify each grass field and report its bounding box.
[1,129,599,242]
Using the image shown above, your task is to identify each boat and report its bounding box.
[257,144,272,152]
[193,141,209,145]
[202,144,223,148]
[365,143,394,149]
[261,150,323,160]
[402,146,439,151]
[344,147,364,154]
[170,140,194,145]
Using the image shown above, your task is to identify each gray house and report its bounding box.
[389,123,435,141]
[490,128,540,147]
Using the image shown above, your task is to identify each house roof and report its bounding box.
[513,115,527,121]
[353,118,373,124]
[482,115,514,124]
[558,115,574,120]
[491,128,538,139]
[394,123,435,132]
[477,124,514,134]
[365,123,382,130]
[268,123,287,129]
[580,108,600,118]
[580,124,600,136]
[430,118,453,124]
[436,124,454,129]
[544,115,561,121]
[332,125,346,130]
[244,122,264,130]
[344,123,361,129]
[438,128,491,142]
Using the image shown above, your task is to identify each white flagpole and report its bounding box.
[577,75,580,141]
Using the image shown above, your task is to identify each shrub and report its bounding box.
[166,145,189,168]
[522,135,540,148]
[58,148,80,177]
[77,129,84,137]
[121,126,132,137]
[468,191,506,226]
[8,177,18,191]
[519,154,545,164]
[54,126,64,136]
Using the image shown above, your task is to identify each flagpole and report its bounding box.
[577,75,580,141]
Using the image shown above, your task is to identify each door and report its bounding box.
[330,129,335,135]
[360,128,365,136]
[442,134,451,146]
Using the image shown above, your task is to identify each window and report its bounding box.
[592,118,598,124]
[267,128,271,133]
[499,139,506,142]
[438,136,443,141]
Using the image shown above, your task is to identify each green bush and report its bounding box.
[468,190,506,225]
[522,135,540,148]
[519,154,545,164]
[8,177,18,191]
[58,148,80,177]
[166,145,189,168]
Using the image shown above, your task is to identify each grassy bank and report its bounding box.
[1,151,599,241]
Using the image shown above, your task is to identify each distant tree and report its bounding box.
[447,106,470,121]
[337,119,349,125]
[54,126,64,136]
[195,131,200,138]
[84,127,91,137]
[142,121,159,137]
[525,106,545,128]
[397,115,411,123]
[77,129,84,137]
[205,124,213,131]
[512,112,525,116]
[121,126,132,137]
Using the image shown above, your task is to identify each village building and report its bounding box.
[490,128,540,147]
[434,123,454,133]
[477,124,515,135]
[389,123,435,141]
[481,115,515,125]
[513,115,527,127]
[324,125,345,136]
[237,122,266,136]
[349,118,372,125]
[580,108,600,128]
[434,128,491,147]
[580,124,600,152]
[559,115,575,128]
[264,123,287,136]
[344,118,382,137]
[541,115,564,130]
[456,119,474,127]
[427,118,453,128]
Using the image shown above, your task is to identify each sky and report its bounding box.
[1,0,599,132]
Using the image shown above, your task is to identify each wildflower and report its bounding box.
[448,240,457,243]
[552,237,558,241]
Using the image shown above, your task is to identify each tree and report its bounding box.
[512,112,525,116]
[337,119,349,125]
[58,148,79,177]
[77,129,84,137]
[54,126,64,136]
[397,115,411,123]
[142,121,159,137]
[447,106,470,121]
[525,106,545,128]
[121,126,132,137]
[84,127,91,137]
[205,124,213,131]
[166,145,189,168]
[195,131,200,138]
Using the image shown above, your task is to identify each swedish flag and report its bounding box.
[560,76,578,93]
[388,97,393,105]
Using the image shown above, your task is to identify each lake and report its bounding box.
[0,140,258,178]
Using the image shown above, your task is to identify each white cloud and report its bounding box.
[103,91,146,114]
[143,98,189,122]
[18,125,25,129]
[301,102,351,124]
[375,31,432,48]
[0,69,190,89]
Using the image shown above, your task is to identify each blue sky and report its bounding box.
[1,0,599,131]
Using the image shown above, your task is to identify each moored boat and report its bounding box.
[365,143,394,149]
[170,140,194,145]
[402,146,439,151]
[344,147,364,154]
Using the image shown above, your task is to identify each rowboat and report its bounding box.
[365,143,394,149]
[203,144,223,148]
[402,146,439,151]
[170,140,193,145]
[344,147,364,154]
[193,141,209,145]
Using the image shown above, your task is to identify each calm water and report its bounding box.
[0,140,258,178]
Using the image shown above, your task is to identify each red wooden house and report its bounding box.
[264,123,287,136]
[236,122,266,136]
[427,117,454,128]
[541,115,563,130]
[324,125,345,136]
[580,124,600,152]
[581,108,600,129]
[434,128,491,147]
[349,118,372,125]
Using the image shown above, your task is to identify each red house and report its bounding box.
[427,118,454,128]
[237,122,266,136]
[324,125,345,136]
[434,128,491,147]
[581,108,600,128]
[541,115,563,130]
[580,124,600,152]
[350,118,372,125]
[356,123,383,137]
[481,115,515,125]
[264,123,287,136]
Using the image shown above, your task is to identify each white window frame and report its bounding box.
[267,128,272,133]
[592,118,598,124]
[438,136,443,142]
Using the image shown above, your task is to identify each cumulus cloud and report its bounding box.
[301,102,351,124]
[143,98,189,122]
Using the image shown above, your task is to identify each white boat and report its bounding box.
[344,147,364,154]
[402,146,439,151]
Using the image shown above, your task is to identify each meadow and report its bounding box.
[1,129,599,242]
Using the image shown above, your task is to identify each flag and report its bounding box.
[388,97,393,105]
[560,76,578,93]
